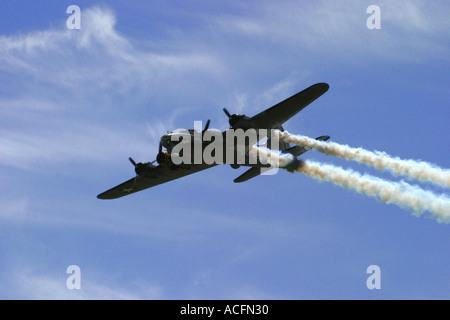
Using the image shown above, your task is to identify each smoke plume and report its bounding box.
[250,145,450,223]
[274,130,450,188]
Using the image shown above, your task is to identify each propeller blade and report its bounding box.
[202,119,211,133]
[129,157,137,167]
[159,142,162,153]
[223,108,231,118]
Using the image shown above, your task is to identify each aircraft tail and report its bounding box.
[234,135,330,183]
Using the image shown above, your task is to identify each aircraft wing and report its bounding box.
[97,164,215,199]
[250,82,329,129]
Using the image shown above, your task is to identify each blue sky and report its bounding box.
[0,0,449,299]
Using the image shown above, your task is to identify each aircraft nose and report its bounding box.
[161,135,171,147]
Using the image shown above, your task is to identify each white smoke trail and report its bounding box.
[250,146,450,223]
[298,161,450,223]
[249,145,293,167]
[274,130,450,188]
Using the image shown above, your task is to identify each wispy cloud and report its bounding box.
[0,6,225,171]
[3,2,447,172]
[8,268,162,299]
[0,122,154,170]
[0,7,223,87]
[209,0,450,63]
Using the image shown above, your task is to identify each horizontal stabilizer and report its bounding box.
[234,167,261,183]
[315,135,330,142]
[284,135,330,156]
[285,145,307,157]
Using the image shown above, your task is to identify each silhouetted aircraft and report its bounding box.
[97,83,330,199]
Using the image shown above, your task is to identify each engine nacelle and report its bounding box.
[230,164,240,169]
[156,152,171,166]
[134,162,157,178]
[223,108,257,130]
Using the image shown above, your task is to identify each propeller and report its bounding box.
[223,108,231,118]
[129,157,140,185]
[223,108,243,128]
[202,119,211,133]
[129,157,145,176]
[129,157,137,167]
[129,157,158,185]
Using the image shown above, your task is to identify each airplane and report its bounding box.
[97,82,330,199]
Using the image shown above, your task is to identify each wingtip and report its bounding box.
[315,82,329,91]
[97,192,111,200]
[315,135,330,141]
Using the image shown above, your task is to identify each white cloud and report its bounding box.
[209,0,450,63]
[0,6,226,171]
[9,268,162,300]
[0,6,222,76]
[0,121,155,170]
